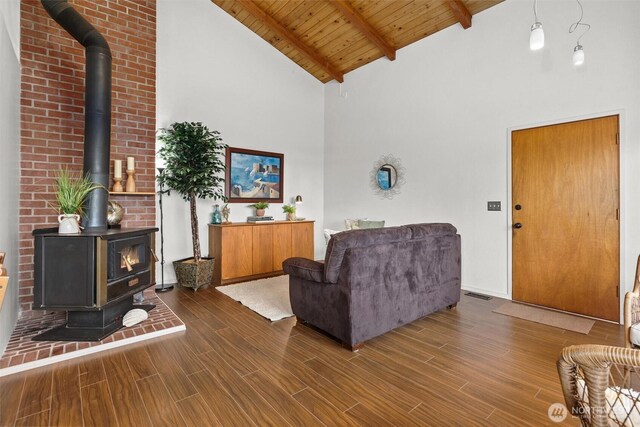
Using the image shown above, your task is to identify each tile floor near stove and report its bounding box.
[0,292,185,376]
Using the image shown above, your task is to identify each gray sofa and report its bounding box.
[282,223,461,350]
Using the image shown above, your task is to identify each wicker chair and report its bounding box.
[558,344,640,426]
[625,256,640,349]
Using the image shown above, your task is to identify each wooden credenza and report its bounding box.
[208,220,314,286]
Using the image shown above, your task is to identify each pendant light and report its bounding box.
[529,0,544,50]
[569,0,590,66]
[572,44,585,66]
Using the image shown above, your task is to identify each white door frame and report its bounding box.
[506,109,627,323]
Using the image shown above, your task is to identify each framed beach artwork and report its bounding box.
[225,147,284,203]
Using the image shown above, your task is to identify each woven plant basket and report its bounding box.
[173,257,215,290]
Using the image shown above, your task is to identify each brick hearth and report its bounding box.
[0,290,184,376]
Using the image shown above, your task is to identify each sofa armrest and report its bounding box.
[283,257,325,283]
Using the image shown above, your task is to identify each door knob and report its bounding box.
[513,223,522,229]
[515,204,522,210]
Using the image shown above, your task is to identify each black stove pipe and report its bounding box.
[41,0,111,231]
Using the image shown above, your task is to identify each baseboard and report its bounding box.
[461,285,509,300]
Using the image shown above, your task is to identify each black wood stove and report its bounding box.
[32,227,158,341]
[31,1,160,341]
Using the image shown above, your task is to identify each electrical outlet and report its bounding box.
[487,201,501,211]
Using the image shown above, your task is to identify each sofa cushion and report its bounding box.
[345,218,365,230]
[631,323,640,347]
[405,223,457,239]
[323,228,342,245]
[576,378,640,425]
[353,219,385,229]
[324,226,412,283]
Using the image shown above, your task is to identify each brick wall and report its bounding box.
[19,0,157,311]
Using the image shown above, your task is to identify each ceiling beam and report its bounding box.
[447,0,472,29]
[331,0,396,61]
[236,0,344,83]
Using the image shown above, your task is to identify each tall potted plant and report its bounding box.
[157,122,227,290]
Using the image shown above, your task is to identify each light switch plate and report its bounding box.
[487,201,501,211]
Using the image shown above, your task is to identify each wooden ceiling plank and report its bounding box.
[270,0,303,22]
[279,0,327,36]
[392,8,460,48]
[260,0,292,16]
[235,0,344,82]
[325,33,384,64]
[365,1,436,46]
[331,0,396,61]
[253,23,273,39]
[250,19,267,33]
[234,9,255,25]
[332,38,384,75]
[328,34,378,63]
[377,2,445,31]
[213,0,234,10]
[465,0,503,15]
[301,10,350,48]
[319,35,374,64]
[379,4,451,38]
[349,0,397,23]
[289,3,335,40]
[212,0,240,17]
[267,2,335,53]
[356,0,413,29]
[294,2,363,49]
[313,22,365,53]
[447,0,472,29]
[310,14,372,56]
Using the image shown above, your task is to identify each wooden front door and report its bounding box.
[512,115,620,321]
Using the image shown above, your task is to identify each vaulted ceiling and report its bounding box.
[212,0,504,83]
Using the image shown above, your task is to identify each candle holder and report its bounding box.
[112,176,123,192]
[126,169,136,192]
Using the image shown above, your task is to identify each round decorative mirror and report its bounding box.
[376,164,397,190]
[370,154,405,199]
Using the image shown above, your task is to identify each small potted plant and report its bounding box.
[251,201,269,217]
[157,121,227,290]
[282,204,296,221]
[53,168,102,234]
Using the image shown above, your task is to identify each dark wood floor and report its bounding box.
[0,285,624,426]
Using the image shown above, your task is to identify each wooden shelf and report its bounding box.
[109,192,156,196]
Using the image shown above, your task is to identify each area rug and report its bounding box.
[216,275,293,321]
[493,302,595,334]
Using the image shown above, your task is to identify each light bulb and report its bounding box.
[572,44,584,66]
[530,22,544,50]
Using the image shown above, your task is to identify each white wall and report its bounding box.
[157,0,325,283]
[0,0,21,355]
[324,0,640,304]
